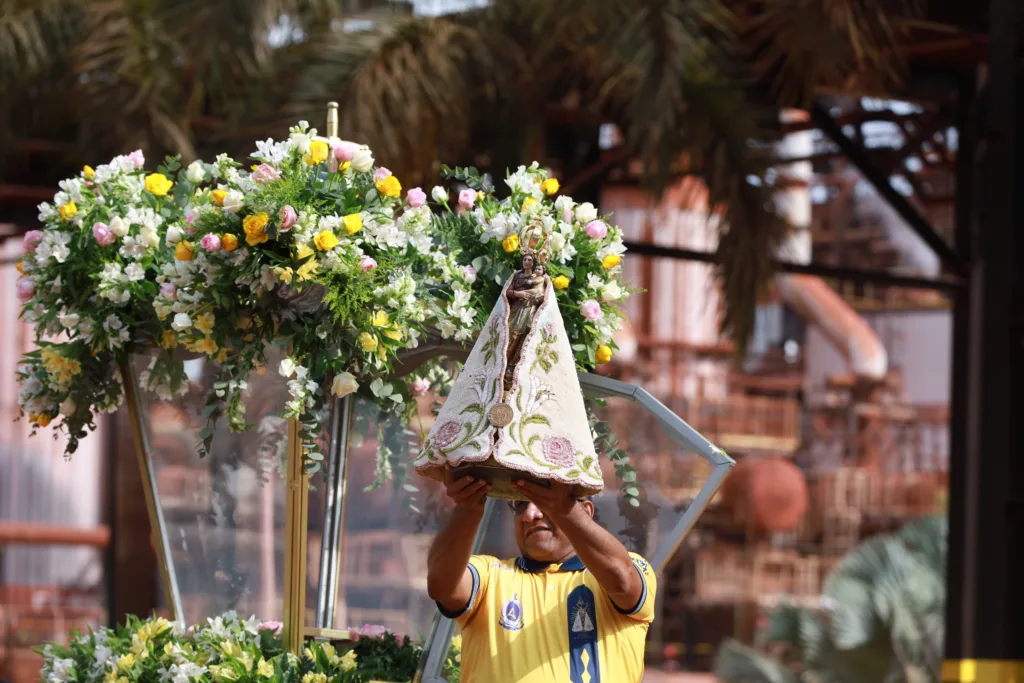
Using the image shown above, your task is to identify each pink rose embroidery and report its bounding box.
[433,420,463,449]
[542,435,575,467]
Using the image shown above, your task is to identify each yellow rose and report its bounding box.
[595,345,613,365]
[375,175,402,198]
[175,240,194,261]
[144,173,174,196]
[160,330,178,349]
[243,212,270,246]
[221,233,239,251]
[199,337,218,355]
[35,413,52,427]
[358,332,378,353]
[211,189,227,206]
[59,201,77,220]
[521,197,537,212]
[274,266,294,284]
[83,165,96,180]
[343,212,363,235]
[541,178,559,195]
[552,275,570,290]
[502,234,520,253]
[313,230,339,251]
[602,254,622,269]
[304,140,329,166]
[195,312,216,335]
[371,310,390,327]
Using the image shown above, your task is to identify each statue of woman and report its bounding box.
[504,256,550,390]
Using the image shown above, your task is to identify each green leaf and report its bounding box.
[625,487,639,497]
[199,428,214,440]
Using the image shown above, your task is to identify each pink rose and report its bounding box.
[92,222,115,246]
[251,163,281,184]
[580,300,603,320]
[563,208,573,223]
[406,187,427,208]
[585,220,608,239]
[16,277,35,301]
[358,255,377,272]
[23,230,44,252]
[374,167,392,182]
[128,149,145,169]
[411,377,431,396]
[278,205,297,231]
[258,621,283,636]
[462,265,477,284]
[200,233,222,252]
[542,435,576,467]
[357,625,389,639]
[160,282,176,300]
[458,189,477,209]
[333,142,355,162]
[185,208,197,224]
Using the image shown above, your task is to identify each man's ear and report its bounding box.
[581,499,595,518]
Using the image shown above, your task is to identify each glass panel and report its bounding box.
[127,346,290,625]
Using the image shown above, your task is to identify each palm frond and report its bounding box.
[0,0,84,90]
[745,0,925,107]
[714,639,801,683]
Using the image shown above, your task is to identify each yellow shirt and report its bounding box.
[440,552,657,682]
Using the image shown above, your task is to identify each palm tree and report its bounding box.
[714,515,947,683]
[0,0,924,351]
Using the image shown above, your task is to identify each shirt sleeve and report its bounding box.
[612,553,657,623]
[435,555,494,627]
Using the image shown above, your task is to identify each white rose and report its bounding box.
[548,232,566,252]
[165,225,183,245]
[222,190,244,213]
[431,186,448,203]
[554,195,575,215]
[58,312,80,330]
[331,372,359,398]
[185,161,205,184]
[140,225,160,248]
[278,358,296,378]
[60,398,76,417]
[575,202,598,224]
[351,147,374,173]
[109,216,128,237]
[171,313,191,331]
[600,281,624,302]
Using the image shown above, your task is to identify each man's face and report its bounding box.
[510,500,594,562]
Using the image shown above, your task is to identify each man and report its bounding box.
[427,473,656,682]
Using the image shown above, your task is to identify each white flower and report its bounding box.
[222,190,244,213]
[548,232,566,253]
[103,314,123,331]
[431,186,448,203]
[554,195,575,216]
[47,657,74,683]
[600,281,624,302]
[279,358,296,378]
[185,161,205,183]
[110,216,129,237]
[289,132,312,154]
[171,313,191,331]
[37,202,56,221]
[165,225,183,245]
[58,312,80,330]
[351,146,374,173]
[575,202,598,224]
[331,372,359,398]
[119,236,147,260]
[125,263,145,281]
[60,398,76,417]
[53,191,71,207]
[140,225,160,248]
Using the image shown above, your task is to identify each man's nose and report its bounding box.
[521,502,544,521]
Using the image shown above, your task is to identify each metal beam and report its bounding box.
[623,241,965,292]
[811,102,966,276]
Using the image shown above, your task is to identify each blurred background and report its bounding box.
[0,1,1015,682]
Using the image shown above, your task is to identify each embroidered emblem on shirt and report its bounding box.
[499,593,524,631]
[631,556,649,574]
[571,598,595,633]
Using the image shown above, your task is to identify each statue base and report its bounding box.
[451,457,551,501]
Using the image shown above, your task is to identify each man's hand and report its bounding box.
[511,479,577,520]
[443,469,491,511]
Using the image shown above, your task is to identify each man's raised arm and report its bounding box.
[426,473,491,615]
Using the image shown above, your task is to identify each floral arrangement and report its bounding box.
[16,120,631,477]
[39,613,461,683]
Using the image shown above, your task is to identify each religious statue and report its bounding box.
[414,246,604,500]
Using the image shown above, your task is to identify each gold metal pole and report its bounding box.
[282,416,310,655]
[119,360,181,620]
[326,102,339,139]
